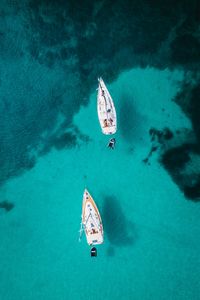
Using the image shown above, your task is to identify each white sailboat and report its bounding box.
[97,77,117,135]
[79,189,103,256]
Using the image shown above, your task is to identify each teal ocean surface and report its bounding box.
[0,1,200,300]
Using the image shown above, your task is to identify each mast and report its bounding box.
[78,220,84,242]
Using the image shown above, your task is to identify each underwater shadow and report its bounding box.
[102,195,137,247]
[119,94,145,144]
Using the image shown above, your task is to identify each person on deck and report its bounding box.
[104,119,108,127]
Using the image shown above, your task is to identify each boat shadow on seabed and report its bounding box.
[102,195,137,253]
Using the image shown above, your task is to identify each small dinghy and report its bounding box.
[97,77,117,135]
[107,138,116,149]
[79,189,103,257]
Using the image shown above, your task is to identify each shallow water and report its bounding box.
[0,1,200,300]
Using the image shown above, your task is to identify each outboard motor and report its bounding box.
[91,247,97,257]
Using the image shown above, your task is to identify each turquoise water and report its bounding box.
[0,2,200,300]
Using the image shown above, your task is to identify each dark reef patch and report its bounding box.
[102,195,136,246]
[144,120,200,202]
[188,85,200,143]
[0,200,14,212]
[183,177,200,201]
[171,34,200,66]
[38,124,90,155]
[52,132,77,150]
[26,0,200,72]
[149,127,174,143]
[173,80,200,144]
[143,127,174,165]
[167,79,200,201]
[161,144,191,171]
[160,143,200,201]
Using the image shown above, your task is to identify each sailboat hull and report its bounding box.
[97,78,117,135]
[82,189,103,246]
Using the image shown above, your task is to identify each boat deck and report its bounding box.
[82,189,103,245]
[97,78,117,135]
